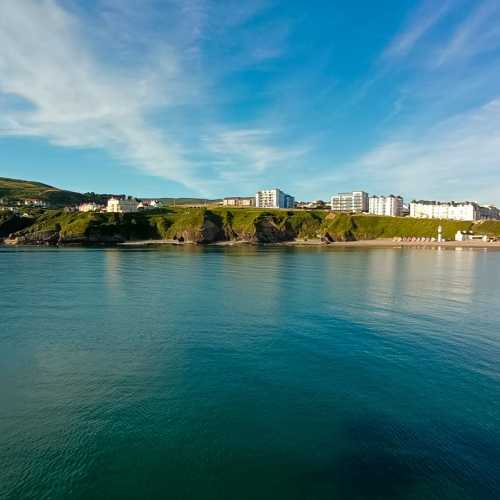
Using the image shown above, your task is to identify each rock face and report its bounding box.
[12,229,128,245]
[254,216,294,243]
[11,229,60,245]
[0,212,35,238]
[170,218,223,244]
[63,231,127,245]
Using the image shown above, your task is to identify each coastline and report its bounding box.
[3,236,500,250]
[116,238,500,249]
[281,238,500,249]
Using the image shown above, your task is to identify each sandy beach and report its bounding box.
[282,238,500,249]
[118,238,500,249]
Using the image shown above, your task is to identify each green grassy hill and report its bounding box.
[0,177,86,206]
[5,207,500,245]
[0,176,221,208]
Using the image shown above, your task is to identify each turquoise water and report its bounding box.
[1,246,500,499]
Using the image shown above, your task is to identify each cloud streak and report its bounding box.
[382,0,453,60]
[348,99,500,204]
[341,0,500,205]
[0,0,203,188]
[206,129,307,171]
[0,0,294,195]
[435,0,500,66]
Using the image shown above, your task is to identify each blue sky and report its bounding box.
[0,0,499,203]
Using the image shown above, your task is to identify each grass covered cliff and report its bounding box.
[3,207,500,245]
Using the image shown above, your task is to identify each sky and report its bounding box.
[0,0,499,203]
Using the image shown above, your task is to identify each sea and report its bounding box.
[1,245,500,500]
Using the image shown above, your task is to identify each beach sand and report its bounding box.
[118,238,500,249]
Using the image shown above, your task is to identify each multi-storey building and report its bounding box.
[368,195,404,217]
[478,205,499,220]
[223,197,255,207]
[331,191,368,212]
[256,189,295,209]
[106,197,139,213]
[409,201,480,221]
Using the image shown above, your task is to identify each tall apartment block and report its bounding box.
[256,189,295,209]
[369,195,404,217]
[331,191,368,212]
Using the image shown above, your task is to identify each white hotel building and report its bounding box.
[369,195,403,217]
[106,197,139,213]
[331,191,368,212]
[256,189,295,209]
[409,201,480,221]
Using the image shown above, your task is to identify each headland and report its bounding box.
[2,207,500,248]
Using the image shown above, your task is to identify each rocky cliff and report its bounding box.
[3,207,500,246]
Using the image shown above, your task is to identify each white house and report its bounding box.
[455,231,489,242]
[223,197,255,207]
[369,195,403,217]
[23,199,47,208]
[256,189,294,209]
[106,197,139,213]
[137,199,161,210]
[78,202,100,212]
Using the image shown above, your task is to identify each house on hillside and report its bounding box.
[106,197,139,213]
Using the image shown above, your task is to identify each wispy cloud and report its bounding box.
[435,0,500,66]
[0,0,203,188]
[204,128,308,179]
[0,0,291,195]
[341,0,500,206]
[348,99,500,203]
[382,0,453,60]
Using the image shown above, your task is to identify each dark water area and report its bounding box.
[1,246,500,499]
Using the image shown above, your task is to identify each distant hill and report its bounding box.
[0,177,87,206]
[0,176,221,207]
[0,177,124,206]
[157,197,221,206]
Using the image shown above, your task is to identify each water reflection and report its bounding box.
[2,246,500,500]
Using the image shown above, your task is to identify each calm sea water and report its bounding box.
[1,246,500,500]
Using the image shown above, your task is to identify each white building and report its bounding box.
[369,195,403,217]
[331,191,368,212]
[79,202,100,212]
[455,231,488,242]
[256,189,295,209]
[296,200,327,209]
[137,199,161,210]
[223,197,255,207]
[106,197,139,213]
[23,199,47,208]
[410,201,479,221]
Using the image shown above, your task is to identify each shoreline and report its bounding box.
[118,238,500,249]
[281,238,500,249]
[3,238,500,250]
